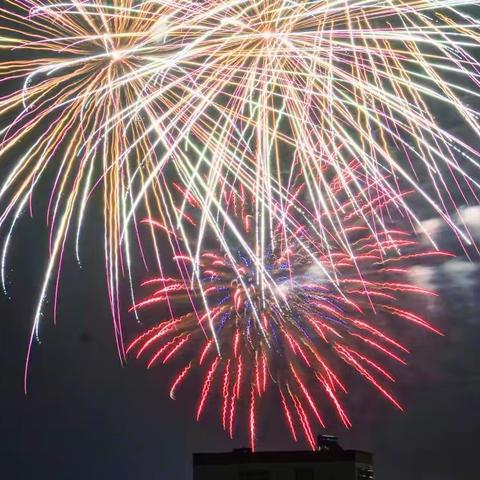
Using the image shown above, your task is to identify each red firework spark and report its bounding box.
[128,168,452,451]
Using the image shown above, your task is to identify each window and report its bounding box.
[357,467,374,479]
[239,470,270,480]
[295,468,314,480]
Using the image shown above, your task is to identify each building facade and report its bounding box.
[193,436,374,480]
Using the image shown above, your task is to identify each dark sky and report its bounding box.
[0,198,479,480]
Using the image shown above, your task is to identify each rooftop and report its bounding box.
[193,448,372,466]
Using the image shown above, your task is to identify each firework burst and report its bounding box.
[0,1,186,378]
[121,0,480,256]
[129,184,452,450]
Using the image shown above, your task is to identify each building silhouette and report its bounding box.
[193,435,374,480]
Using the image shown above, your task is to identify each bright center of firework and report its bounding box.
[262,31,274,40]
[110,50,124,61]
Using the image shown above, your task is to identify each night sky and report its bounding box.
[0,184,479,480]
[1,8,480,480]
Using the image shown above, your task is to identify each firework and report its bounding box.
[120,0,480,256]
[129,184,452,451]
[0,1,185,381]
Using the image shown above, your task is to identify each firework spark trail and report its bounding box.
[129,180,452,450]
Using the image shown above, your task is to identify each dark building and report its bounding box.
[193,435,374,480]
